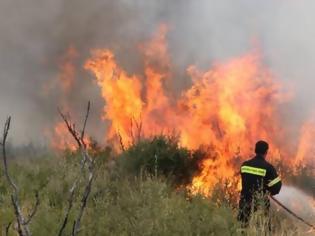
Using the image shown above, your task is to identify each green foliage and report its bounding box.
[0,156,238,235]
[117,135,205,186]
[0,138,307,235]
[86,174,238,236]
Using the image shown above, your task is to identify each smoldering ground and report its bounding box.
[1,0,315,146]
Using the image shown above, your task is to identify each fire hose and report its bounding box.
[270,196,315,230]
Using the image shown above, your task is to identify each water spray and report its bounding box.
[270,194,315,230]
[270,185,315,230]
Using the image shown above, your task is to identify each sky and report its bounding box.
[1,0,315,145]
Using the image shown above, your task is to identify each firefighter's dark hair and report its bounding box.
[255,140,269,155]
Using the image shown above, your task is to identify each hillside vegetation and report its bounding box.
[0,136,306,235]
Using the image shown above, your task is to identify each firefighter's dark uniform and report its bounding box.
[238,154,282,225]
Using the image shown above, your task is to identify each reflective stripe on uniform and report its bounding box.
[267,176,281,187]
[241,166,266,176]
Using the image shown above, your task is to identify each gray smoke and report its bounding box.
[1,0,315,145]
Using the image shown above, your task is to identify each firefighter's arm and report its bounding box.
[266,165,282,195]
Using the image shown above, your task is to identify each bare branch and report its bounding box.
[72,170,95,236]
[58,102,95,236]
[72,221,76,236]
[58,150,85,236]
[23,192,40,225]
[5,221,12,236]
[58,185,76,236]
[11,195,25,236]
[80,101,91,146]
[58,109,81,148]
[2,117,18,192]
[58,101,91,150]
[1,117,33,236]
[58,152,91,235]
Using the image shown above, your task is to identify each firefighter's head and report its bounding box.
[255,140,269,158]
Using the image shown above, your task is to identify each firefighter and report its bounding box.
[238,140,282,227]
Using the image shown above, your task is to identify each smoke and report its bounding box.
[1,0,315,145]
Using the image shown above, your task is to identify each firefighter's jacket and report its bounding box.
[240,155,282,204]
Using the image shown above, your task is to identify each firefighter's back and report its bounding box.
[240,156,271,199]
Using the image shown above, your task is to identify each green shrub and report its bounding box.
[117,135,206,186]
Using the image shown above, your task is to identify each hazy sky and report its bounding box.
[1,0,315,145]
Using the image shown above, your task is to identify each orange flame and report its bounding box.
[50,122,77,151]
[52,26,313,195]
[84,26,293,194]
[84,49,143,147]
[50,121,92,152]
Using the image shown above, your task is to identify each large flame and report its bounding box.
[84,26,290,194]
[52,25,315,195]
